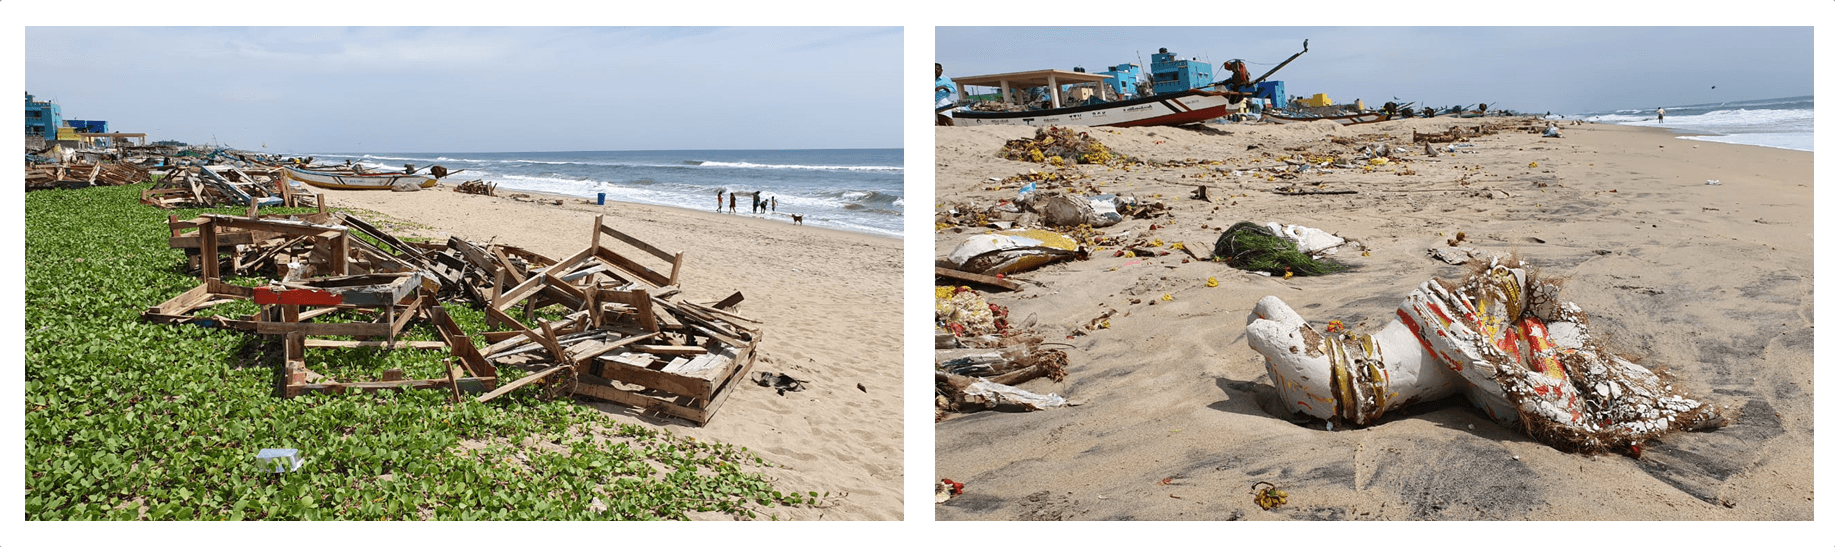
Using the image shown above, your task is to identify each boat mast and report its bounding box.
[1249,39,1308,87]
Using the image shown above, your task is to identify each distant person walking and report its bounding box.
[770,196,777,212]
[1657,107,1666,123]
[752,192,761,214]
[728,192,736,213]
[716,189,725,212]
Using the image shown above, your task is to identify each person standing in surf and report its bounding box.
[1657,107,1666,123]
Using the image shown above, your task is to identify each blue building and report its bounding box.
[1253,81,1288,109]
[68,119,109,134]
[1098,63,1143,99]
[1149,48,1212,95]
[24,92,64,139]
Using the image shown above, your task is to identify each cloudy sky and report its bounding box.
[937,27,1812,115]
[24,27,902,154]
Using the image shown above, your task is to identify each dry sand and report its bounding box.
[316,186,903,520]
[933,118,1812,520]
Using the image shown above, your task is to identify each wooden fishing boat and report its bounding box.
[1263,110,1392,126]
[283,166,435,190]
[948,69,1245,128]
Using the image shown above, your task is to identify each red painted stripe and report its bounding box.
[254,287,344,306]
[1110,105,1233,127]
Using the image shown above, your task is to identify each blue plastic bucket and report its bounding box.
[597,193,606,205]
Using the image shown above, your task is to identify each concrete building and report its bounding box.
[1148,48,1212,95]
[1098,63,1143,99]
[24,92,64,139]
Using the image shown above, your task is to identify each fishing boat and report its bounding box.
[283,166,435,190]
[947,41,1310,129]
[1263,110,1393,126]
[951,73,1244,128]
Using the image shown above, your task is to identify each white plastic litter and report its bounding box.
[960,378,1071,411]
[946,233,1044,267]
[1266,222,1346,255]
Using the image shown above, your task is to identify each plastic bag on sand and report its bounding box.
[1265,222,1345,255]
[1025,193,1120,228]
[946,229,1079,276]
[1086,194,1123,226]
[960,378,1069,411]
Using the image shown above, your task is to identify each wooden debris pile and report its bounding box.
[471,215,759,424]
[25,162,150,190]
[143,210,759,425]
[453,180,497,196]
[141,163,314,209]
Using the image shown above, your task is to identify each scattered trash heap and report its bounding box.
[934,286,1071,420]
[143,209,760,425]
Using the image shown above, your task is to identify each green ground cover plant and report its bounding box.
[25,183,819,520]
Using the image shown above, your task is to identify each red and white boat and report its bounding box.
[947,68,1245,128]
[952,87,1244,128]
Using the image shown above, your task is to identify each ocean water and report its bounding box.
[1574,96,1812,152]
[303,149,904,238]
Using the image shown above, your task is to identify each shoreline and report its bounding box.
[386,183,904,241]
[934,116,1812,520]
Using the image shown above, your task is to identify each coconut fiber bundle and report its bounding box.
[1213,221,1346,276]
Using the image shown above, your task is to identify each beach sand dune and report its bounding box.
[318,188,903,520]
[934,119,1811,520]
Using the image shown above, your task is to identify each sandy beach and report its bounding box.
[315,186,904,520]
[933,118,1812,520]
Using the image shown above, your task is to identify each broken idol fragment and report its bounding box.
[1244,255,1724,453]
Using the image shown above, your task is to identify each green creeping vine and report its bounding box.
[25,183,820,520]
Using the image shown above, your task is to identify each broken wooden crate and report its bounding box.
[471,215,761,425]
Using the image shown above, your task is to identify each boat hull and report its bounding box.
[1263,111,1392,126]
[284,166,435,190]
[952,89,1237,128]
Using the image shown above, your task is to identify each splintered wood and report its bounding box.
[142,210,758,425]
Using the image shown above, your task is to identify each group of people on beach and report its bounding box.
[715,188,775,214]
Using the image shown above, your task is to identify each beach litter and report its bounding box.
[1244,254,1726,454]
[934,286,1072,419]
[256,448,307,473]
[1252,481,1288,510]
[1212,222,1348,276]
[997,125,1126,166]
[944,229,1081,276]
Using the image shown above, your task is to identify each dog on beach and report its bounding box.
[791,214,804,225]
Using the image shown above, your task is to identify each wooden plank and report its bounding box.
[253,321,391,337]
[566,332,659,363]
[492,247,526,285]
[571,379,693,417]
[594,246,671,288]
[302,339,447,350]
[710,290,745,310]
[591,358,713,400]
[475,364,569,403]
[594,215,678,263]
[632,344,707,356]
[168,231,261,249]
[935,265,1022,291]
[199,218,219,280]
